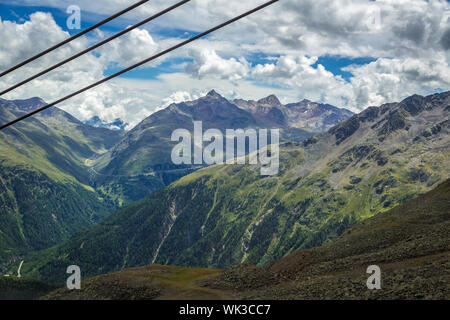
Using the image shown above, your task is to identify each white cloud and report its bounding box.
[252,55,354,109]
[0,11,163,128]
[6,1,449,58]
[161,90,202,107]
[185,48,250,82]
[0,12,87,71]
[249,53,450,111]
[345,56,450,108]
[1,0,449,127]
[99,27,159,67]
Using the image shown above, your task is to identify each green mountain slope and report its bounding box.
[0,277,55,300]
[205,177,450,300]
[0,91,350,264]
[38,177,450,300]
[91,91,346,204]
[0,98,123,266]
[19,91,450,285]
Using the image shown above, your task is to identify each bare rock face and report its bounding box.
[234,95,354,131]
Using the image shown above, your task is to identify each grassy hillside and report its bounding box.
[205,178,450,300]
[0,277,55,300]
[38,178,450,300]
[0,99,123,268]
[0,91,344,268]
[18,92,450,285]
[42,265,230,300]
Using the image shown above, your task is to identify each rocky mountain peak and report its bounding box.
[205,90,223,99]
[258,94,281,106]
[11,97,47,111]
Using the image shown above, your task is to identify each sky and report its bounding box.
[0,0,449,129]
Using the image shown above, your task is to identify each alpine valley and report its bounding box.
[0,91,353,272]
[34,177,450,300]
[0,98,123,265]
[3,90,447,288]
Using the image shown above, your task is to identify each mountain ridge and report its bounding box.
[90,91,350,204]
[18,91,449,284]
[0,99,124,266]
[234,93,354,130]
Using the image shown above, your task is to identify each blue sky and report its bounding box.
[0,0,448,127]
[0,2,375,81]
[0,2,190,79]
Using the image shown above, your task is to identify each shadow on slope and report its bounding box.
[39,179,449,300]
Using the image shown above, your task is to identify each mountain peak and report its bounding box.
[206,90,222,98]
[258,94,281,106]
[12,97,47,111]
[16,97,46,103]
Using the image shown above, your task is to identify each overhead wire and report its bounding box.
[0,0,152,78]
[0,0,191,97]
[0,0,279,131]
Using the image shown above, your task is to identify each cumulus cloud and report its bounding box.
[345,56,450,108]
[99,28,159,67]
[6,1,450,58]
[0,12,87,71]
[252,55,354,109]
[161,90,202,107]
[1,0,449,126]
[185,48,250,82]
[0,11,163,127]
[252,55,320,79]
[255,0,450,59]
[249,53,450,111]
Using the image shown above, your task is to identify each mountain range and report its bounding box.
[13,91,449,285]
[234,94,354,131]
[85,90,354,205]
[0,92,353,270]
